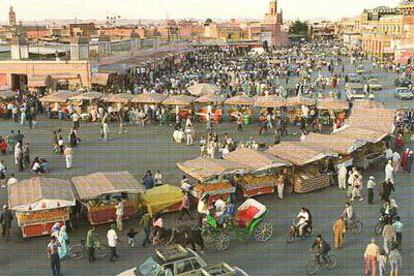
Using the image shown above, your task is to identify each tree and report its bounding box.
[289,19,309,40]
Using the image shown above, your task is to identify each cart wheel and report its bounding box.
[255,221,273,242]
[69,245,85,260]
[214,233,230,251]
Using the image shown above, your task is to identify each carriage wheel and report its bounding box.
[214,233,230,251]
[255,221,273,242]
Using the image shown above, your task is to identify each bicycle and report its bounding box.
[346,217,363,234]
[69,240,108,260]
[306,252,337,275]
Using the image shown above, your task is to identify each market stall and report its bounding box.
[177,157,248,203]
[162,94,196,120]
[137,184,183,215]
[194,94,225,123]
[0,90,16,118]
[224,148,291,198]
[40,90,82,119]
[71,171,144,225]
[266,142,338,193]
[68,91,104,118]
[333,126,389,169]
[224,96,256,124]
[316,98,349,126]
[8,177,76,238]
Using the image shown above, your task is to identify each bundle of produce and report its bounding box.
[17,208,68,224]
[242,175,277,188]
[194,182,234,198]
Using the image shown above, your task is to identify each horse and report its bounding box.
[157,225,205,253]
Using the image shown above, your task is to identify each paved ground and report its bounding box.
[0,58,413,276]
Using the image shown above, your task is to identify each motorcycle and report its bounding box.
[287,218,313,243]
[375,215,394,235]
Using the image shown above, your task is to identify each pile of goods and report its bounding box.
[87,200,134,212]
[194,181,235,198]
[17,208,69,225]
[241,175,278,189]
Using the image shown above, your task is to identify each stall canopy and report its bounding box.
[68,92,104,101]
[8,177,76,212]
[224,148,291,172]
[162,94,196,106]
[266,142,338,166]
[0,90,15,100]
[71,171,144,201]
[285,97,317,107]
[131,93,167,104]
[39,91,82,103]
[224,96,257,106]
[102,93,135,104]
[348,107,395,134]
[140,184,182,215]
[91,73,110,86]
[255,95,287,108]
[317,98,349,110]
[177,157,247,182]
[352,100,384,109]
[187,83,220,96]
[333,126,388,144]
[302,132,366,155]
[195,94,225,105]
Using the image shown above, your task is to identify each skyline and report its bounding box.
[0,0,402,22]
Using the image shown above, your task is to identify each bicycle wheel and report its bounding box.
[69,245,85,260]
[95,244,108,258]
[375,222,383,235]
[327,254,337,270]
[352,221,363,234]
[306,259,319,275]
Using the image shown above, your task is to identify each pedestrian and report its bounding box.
[47,236,62,276]
[126,228,138,247]
[6,130,16,155]
[380,180,395,202]
[384,160,394,183]
[392,216,404,250]
[377,249,387,276]
[236,112,243,132]
[185,126,194,146]
[276,174,285,199]
[138,209,152,248]
[6,173,18,188]
[351,174,363,201]
[332,216,345,249]
[337,164,347,190]
[102,122,110,142]
[115,199,124,232]
[177,191,193,223]
[382,219,396,254]
[407,151,414,173]
[389,247,402,276]
[63,146,73,169]
[57,225,69,259]
[0,205,13,241]
[86,226,97,262]
[0,160,6,188]
[143,170,155,190]
[154,170,163,186]
[22,142,31,168]
[364,239,380,276]
[367,176,376,204]
[107,224,120,262]
[391,151,401,172]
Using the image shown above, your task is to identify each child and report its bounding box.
[127,228,138,248]
[378,249,387,276]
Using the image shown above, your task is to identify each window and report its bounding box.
[175,259,194,274]
[190,259,202,270]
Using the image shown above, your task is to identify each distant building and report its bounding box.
[9,6,16,27]
[69,23,96,38]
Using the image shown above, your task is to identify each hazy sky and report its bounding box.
[1,0,402,21]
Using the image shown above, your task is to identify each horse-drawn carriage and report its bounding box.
[202,199,273,251]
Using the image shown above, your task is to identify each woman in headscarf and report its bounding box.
[58,225,70,259]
